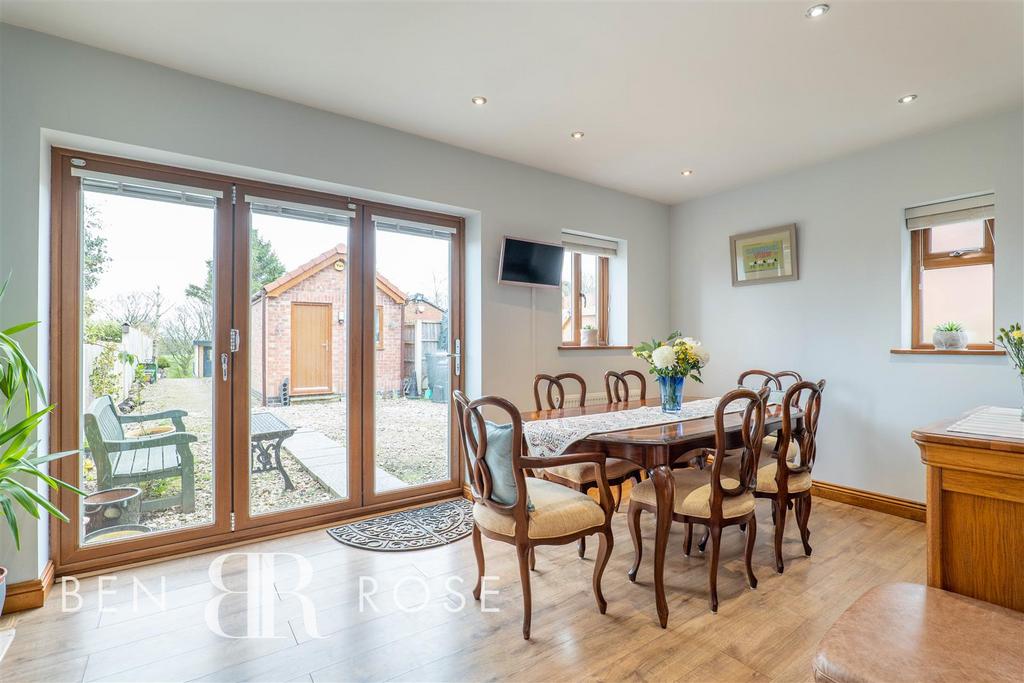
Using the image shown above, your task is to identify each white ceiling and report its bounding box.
[2,1,1021,204]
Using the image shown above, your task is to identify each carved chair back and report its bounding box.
[776,380,826,478]
[532,372,588,410]
[706,387,769,513]
[738,369,803,403]
[604,369,647,404]
[453,391,530,530]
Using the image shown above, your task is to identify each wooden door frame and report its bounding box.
[49,148,466,575]
[49,148,235,575]
[230,182,366,532]
[360,203,466,506]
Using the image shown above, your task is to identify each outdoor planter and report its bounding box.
[83,487,143,535]
[83,524,152,545]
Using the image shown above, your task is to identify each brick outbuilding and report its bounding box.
[250,244,405,404]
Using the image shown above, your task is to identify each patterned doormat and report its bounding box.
[326,498,473,551]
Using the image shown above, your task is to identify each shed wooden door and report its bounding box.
[291,302,332,395]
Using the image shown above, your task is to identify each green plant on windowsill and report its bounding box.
[0,276,84,611]
[932,321,967,350]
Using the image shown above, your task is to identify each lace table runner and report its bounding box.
[523,397,744,458]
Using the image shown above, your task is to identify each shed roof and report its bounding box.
[259,243,406,304]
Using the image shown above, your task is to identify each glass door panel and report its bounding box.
[78,181,219,546]
[371,215,457,494]
[243,194,356,517]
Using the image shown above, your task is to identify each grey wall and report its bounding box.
[670,108,1023,502]
[0,25,669,583]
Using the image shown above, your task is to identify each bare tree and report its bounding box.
[430,272,449,311]
[103,288,167,335]
[159,300,212,377]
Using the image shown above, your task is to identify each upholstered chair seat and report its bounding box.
[543,457,640,486]
[761,434,799,461]
[630,468,755,519]
[472,478,607,539]
[720,456,812,494]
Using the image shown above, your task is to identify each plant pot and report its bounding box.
[657,375,685,414]
[83,487,142,535]
[933,330,968,350]
[580,329,598,347]
[0,566,7,616]
[83,524,152,546]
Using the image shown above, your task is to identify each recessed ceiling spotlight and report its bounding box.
[570,131,585,139]
[471,96,487,105]
[805,4,830,18]
[681,169,695,177]
[898,94,918,104]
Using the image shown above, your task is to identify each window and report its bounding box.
[560,231,616,346]
[375,305,384,349]
[906,195,995,349]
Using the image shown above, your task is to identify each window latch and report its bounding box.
[949,248,981,257]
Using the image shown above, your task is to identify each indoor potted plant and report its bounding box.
[580,324,598,347]
[996,323,1024,421]
[632,332,709,413]
[0,277,83,614]
[933,321,968,350]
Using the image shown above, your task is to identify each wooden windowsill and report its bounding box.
[558,345,634,351]
[890,348,1005,356]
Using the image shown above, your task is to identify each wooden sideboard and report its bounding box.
[913,409,1024,612]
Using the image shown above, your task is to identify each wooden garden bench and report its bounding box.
[84,395,197,513]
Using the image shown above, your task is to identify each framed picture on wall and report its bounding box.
[729,223,798,286]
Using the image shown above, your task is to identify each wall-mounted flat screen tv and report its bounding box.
[498,236,564,288]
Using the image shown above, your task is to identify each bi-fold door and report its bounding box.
[50,149,463,573]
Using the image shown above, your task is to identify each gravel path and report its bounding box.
[84,378,449,534]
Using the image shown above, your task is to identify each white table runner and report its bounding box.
[523,397,745,458]
[946,406,1024,440]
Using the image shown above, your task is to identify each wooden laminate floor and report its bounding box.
[0,496,924,682]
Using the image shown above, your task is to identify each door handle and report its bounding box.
[448,339,461,377]
[221,353,229,381]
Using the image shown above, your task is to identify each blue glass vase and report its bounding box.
[657,375,685,414]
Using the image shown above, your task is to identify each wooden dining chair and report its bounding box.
[738,369,803,459]
[533,373,644,557]
[604,369,647,403]
[626,387,768,613]
[533,372,587,411]
[454,390,615,640]
[720,379,825,573]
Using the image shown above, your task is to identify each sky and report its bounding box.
[86,192,451,318]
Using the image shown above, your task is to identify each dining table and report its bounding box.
[521,396,801,628]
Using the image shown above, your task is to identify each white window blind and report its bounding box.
[372,216,455,240]
[245,195,354,225]
[72,168,223,208]
[562,230,619,257]
[905,193,995,230]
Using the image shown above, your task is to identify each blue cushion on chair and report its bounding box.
[474,421,533,510]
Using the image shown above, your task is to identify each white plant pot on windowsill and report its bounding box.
[933,330,968,350]
[581,329,598,347]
